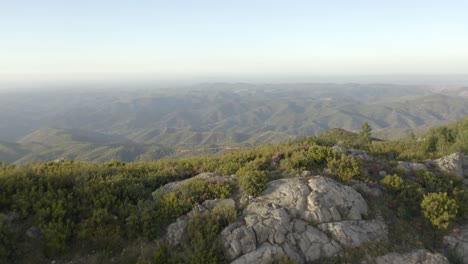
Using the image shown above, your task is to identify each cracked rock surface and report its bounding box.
[318,219,387,248]
[444,224,468,264]
[221,176,387,264]
[375,249,449,264]
[432,152,468,181]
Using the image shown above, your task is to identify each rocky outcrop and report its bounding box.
[318,220,387,248]
[222,202,342,263]
[433,153,468,180]
[158,172,236,193]
[331,146,375,161]
[396,161,427,174]
[375,249,449,264]
[443,224,468,264]
[165,198,235,246]
[221,176,387,264]
[230,243,287,264]
[259,177,369,224]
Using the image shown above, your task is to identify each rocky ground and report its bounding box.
[160,149,468,263]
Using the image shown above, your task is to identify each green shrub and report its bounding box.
[155,204,237,264]
[266,255,298,264]
[326,154,361,182]
[77,209,122,253]
[237,168,268,197]
[381,174,404,194]
[421,192,459,230]
[0,216,17,262]
[153,243,172,264]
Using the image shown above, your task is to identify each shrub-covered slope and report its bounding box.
[1,120,468,263]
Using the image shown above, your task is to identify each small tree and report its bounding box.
[359,121,372,147]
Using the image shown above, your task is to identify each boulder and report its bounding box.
[433,153,468,179]
[375,249,449,264]
[166,216,188,247]
[397,161,427,174]
[443,224,468,264]
[26,226,41,239]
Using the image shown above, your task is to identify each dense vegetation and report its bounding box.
[0,118,467,263]
[370,116,468,160]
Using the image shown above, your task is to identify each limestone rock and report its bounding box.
[375,249,449,264]
[222,202,342,263]
[331,146,375,161]
[260,176,369,224]
[397,161,427,174]
[433,152,468,179]
[166,216,188,247]
[222,176,386,264]
[318,220,388,248]
[230,243,286,264]
[158,172,236,194]
[443,224,468,264]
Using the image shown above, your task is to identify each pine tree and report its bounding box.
[359,121,372,147]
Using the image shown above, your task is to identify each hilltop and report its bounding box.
[1,118,467,263]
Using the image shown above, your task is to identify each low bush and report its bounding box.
[421,192,459,230]
[237,168,268,197]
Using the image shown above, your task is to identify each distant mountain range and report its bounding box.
[1,83,467,164]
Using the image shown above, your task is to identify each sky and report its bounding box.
[1,0,468,82]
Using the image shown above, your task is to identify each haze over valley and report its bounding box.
[1,82,468,164]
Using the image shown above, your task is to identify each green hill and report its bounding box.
[1,118,467,263]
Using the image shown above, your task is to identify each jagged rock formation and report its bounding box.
[443,224,468,264]
[432,152,468,180]
[375,249,449,264]
[221,176,388,264]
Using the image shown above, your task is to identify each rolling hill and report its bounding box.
[1,83,467,163]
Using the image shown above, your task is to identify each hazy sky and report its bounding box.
[1,0,468,81]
